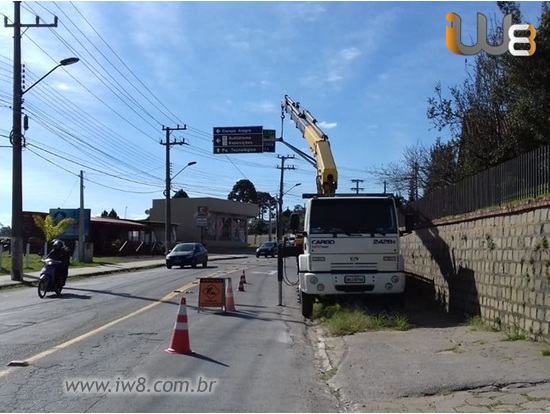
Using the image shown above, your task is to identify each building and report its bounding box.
[20,197,258,259]
[146,197,258,251]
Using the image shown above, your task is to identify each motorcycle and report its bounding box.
[37,258,63,298]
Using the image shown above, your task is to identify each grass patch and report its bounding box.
[467,316,499,332]
[503,331,528,341]
[319,367,337,382]
[312,302,411,336]
[541,349,550,357]
[1,254,121,275]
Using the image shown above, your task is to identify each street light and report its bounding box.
[277,183,301,242]
[10,56,79,281]
[171,161,197,181]
[165,161,197,255]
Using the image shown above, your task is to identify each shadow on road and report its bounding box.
[60,286,180,306]
[187,352,230,367]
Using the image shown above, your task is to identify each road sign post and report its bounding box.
[263,129,276,153]
[213,126,264,154]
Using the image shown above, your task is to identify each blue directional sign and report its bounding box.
[263,129,276,153]
[213,126,264,154]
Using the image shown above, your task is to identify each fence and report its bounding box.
[409,145,550,222]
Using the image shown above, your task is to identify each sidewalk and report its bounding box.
[315,302,550,413]
[0,254,248,290]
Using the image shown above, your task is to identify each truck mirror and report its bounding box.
[290,213,300,231]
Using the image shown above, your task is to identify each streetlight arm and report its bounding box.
[22,57,79,96]
[171,161,197,182]
[22,64,60,96]
[282,183,302,197]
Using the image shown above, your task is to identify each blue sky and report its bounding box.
[0,1,545,225]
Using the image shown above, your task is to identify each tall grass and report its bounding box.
[312,302,411,336]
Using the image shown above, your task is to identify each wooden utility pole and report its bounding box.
[6,2,59,281]
[350,179,364,194]
[161,125,186,254]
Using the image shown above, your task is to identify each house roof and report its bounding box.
[91,217,151,229]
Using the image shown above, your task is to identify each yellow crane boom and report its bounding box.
[282,95,338,196]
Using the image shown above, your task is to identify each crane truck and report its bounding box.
[281,95,413,318]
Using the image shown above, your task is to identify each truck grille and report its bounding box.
[331,262,377,272]
[335,285,375,292]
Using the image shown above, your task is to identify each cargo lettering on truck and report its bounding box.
[311,240,336,245]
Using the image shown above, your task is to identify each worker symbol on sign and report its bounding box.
[204,284,220,299]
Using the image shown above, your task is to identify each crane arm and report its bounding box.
[282,95,338,196]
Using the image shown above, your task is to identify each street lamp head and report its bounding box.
[60,57,79,66]
[22,56,80,96]
[171,161,197,181]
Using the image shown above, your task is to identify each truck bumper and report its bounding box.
[300,272,405,295]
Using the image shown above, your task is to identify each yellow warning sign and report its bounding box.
[198,278,225,310]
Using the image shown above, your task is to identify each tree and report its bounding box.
[368,141,429,201]
[426,2,550,180]
[424,138,461,194]
[256,191,277,219]
[227,179,258,203]
[497,1,550,151]
[101,209,119,218]
[173,189,189,198]
[33,214,76,254]
[248,218,268,235]
[0,223,11,237]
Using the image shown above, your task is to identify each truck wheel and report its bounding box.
[301,291,314,318]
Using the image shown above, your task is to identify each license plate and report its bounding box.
[344,275,365,283]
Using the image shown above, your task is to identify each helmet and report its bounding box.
[52,239,64,251]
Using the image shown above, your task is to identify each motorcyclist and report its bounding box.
[46,239,70,287]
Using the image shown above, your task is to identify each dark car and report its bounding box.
[0,237,10,252]
[166,242,208,269]
[256,241,278,258]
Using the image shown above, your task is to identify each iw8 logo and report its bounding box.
[446,12,536,57]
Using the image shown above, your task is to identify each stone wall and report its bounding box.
[402,199,550,341]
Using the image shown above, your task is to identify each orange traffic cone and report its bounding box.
[241,270,247,284]
[237,275,246,292]
[166,297,193,354]
[225,278,236,312]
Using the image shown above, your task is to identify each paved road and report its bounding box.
[1,255,549,412]
[0,256,339,413]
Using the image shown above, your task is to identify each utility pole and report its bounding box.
[6,2,58,281]
[276,155,295,307]
[276,155,296,242]
[161,125,186,255]
[79,170,85,261]
[350,179,364,194]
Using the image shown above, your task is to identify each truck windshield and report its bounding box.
[309,198,397,235]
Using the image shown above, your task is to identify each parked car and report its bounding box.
[166,242,208,269]
[0,237,10,253]
[256,241,278,258]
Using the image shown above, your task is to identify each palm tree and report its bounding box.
[33,214,76,256]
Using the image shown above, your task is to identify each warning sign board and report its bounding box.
[198,278,225,311]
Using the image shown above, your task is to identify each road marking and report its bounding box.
[0,279,196,379]
[251,270,277,275]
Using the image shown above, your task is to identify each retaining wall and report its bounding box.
[402,200,550,341]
